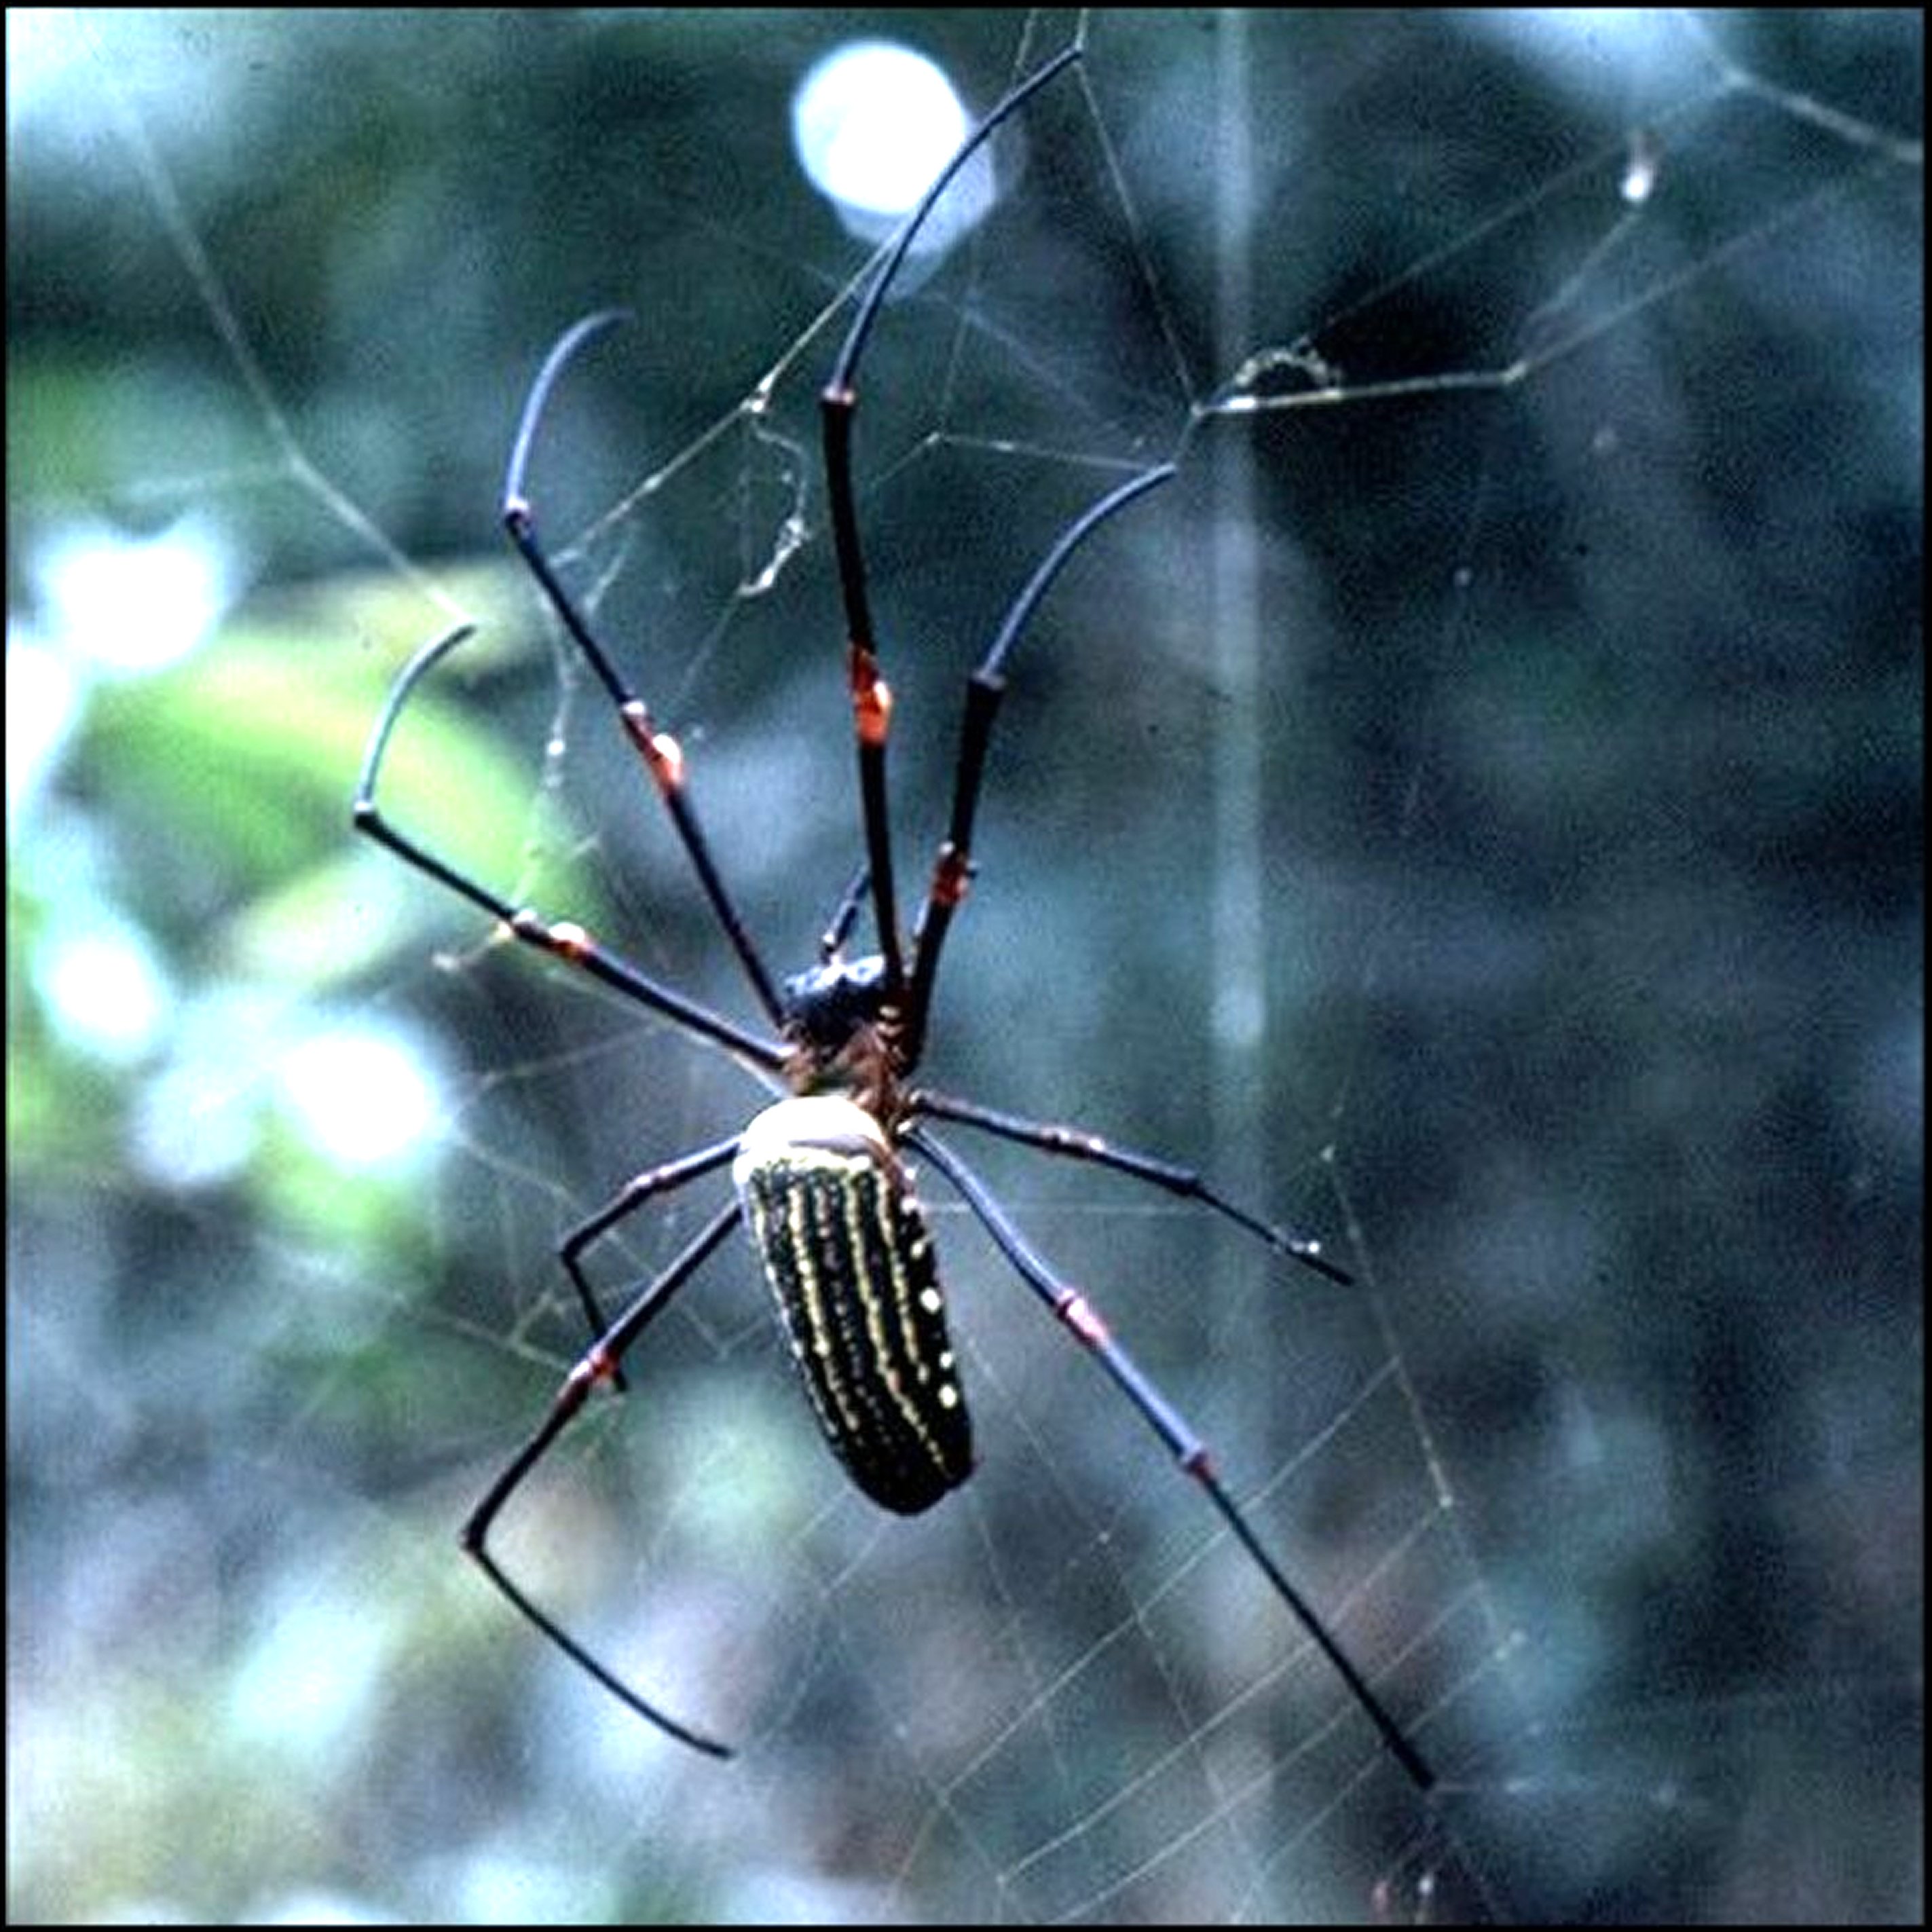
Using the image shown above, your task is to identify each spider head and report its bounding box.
[781,953,889,1058]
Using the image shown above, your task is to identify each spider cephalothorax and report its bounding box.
[780,952,902,1100]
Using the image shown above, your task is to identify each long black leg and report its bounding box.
[462,1199,743,1758]
[501,311,787,1028]
[897,464,1174,1068]
[559,1135,743,1375]
[819,44,1085,1014]
[910,1088,1350,1285]
[353,623,788,1075]
[816,861,872,964]
[905,1126,1434,1792]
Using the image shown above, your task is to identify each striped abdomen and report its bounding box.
[732,1096,973,1515]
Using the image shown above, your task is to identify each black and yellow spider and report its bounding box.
[354,44,1432,1792]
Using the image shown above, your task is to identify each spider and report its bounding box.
[353,43,1433,1794]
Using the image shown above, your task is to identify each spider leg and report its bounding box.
[905,1126,1435,1792]
[816,860,872,964]
[910,1088,1350,1285]
[462,1197,743,1758]
[818,44,1085,1015]
[501,310,788,1028]
[352,622,788,1075]
[898,464,1174,1067]
[559,1136,743,1392]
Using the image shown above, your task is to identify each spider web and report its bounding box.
[9,9,1922,1925]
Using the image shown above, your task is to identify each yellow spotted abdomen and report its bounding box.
[732,1096,972,1515]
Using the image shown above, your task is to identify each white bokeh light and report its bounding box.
[37,916,174,1064]
[280,1024,441,1169]
[32,510,239,676]
[7,635,80,822]
[792,41,989,253]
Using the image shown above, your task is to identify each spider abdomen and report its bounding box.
[732,1096,972,1515]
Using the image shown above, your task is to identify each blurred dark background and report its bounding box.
[9,10,1921,1923]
